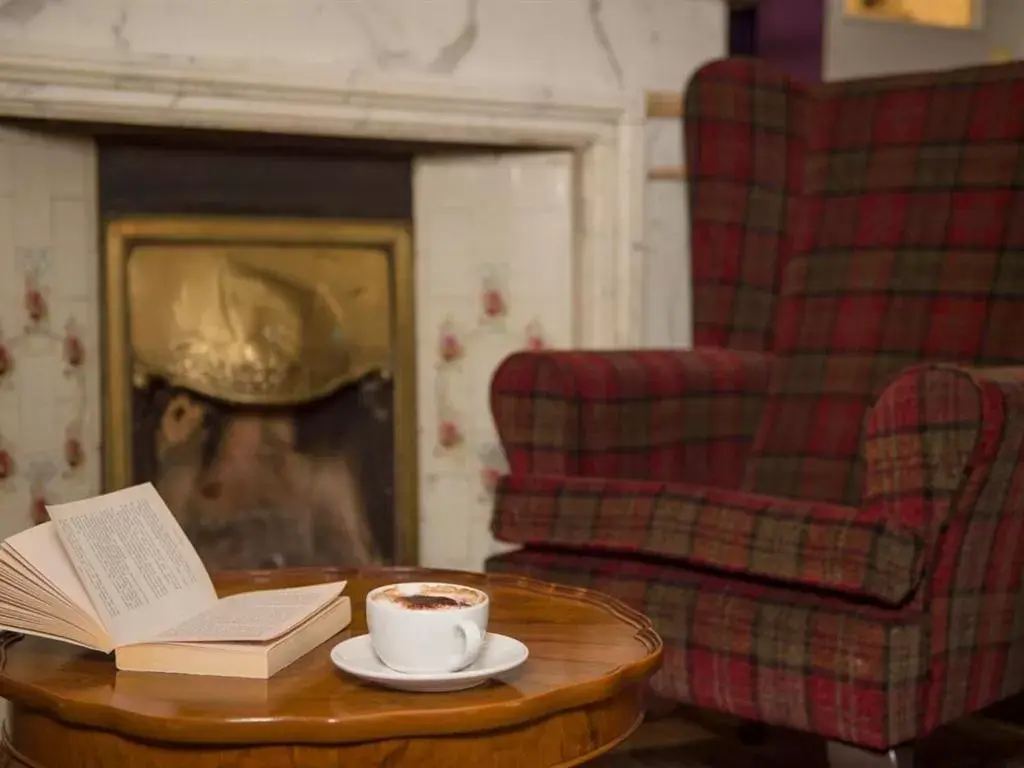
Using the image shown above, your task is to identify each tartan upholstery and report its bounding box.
[743,62,1024,506]
[491,358,1024,749]
[686,57,806,352]
[491,347,770,489]
[486,59,1024,750]
[494,473,923,605]
[487,548,929,749]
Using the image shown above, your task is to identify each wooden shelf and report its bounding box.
[645,91,684,119]
[647,165,688,181]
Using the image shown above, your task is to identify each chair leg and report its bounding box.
[826,741,913,767]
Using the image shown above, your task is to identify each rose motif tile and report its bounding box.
[477,265,510,328]
[437,315,465,365]
[525,318,547,351]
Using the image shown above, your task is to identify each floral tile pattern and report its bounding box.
[0,127,101,541]
[415,152,574,571]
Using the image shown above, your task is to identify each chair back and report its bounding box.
[686,58,810,351]
[737,60,1024,505]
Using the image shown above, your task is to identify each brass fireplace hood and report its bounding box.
[128,244,392,406]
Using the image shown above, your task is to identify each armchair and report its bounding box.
[486,58,1024,766]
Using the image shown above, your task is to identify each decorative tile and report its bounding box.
[0,128,101,537]
[437,315,466,365]
[22,266,50,330]
[524,318,548,351]
[415,151,577,571]
[477,264,511,328]
[417,471,472,570]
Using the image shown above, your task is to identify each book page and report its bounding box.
[47,483,218,647]
[142,581,346,644]
[0,523,111,647]
[4,523,101,621]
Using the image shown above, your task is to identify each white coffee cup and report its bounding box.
[365,582,489,675]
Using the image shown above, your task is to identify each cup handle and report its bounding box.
[448,620,484,672]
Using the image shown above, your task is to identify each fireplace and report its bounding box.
[0,53,637,572]
[104,215,415,571]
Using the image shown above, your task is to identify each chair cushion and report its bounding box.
[493,473,925,605]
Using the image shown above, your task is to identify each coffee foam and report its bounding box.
[373,584,484,610]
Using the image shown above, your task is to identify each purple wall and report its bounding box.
[756,0,825,83]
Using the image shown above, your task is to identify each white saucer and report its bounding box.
[330,633,529,692]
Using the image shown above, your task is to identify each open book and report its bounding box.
[0,483,351,679]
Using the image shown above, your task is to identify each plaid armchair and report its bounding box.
[486,58,1024,764]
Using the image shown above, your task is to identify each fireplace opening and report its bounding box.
[109,215,411,574]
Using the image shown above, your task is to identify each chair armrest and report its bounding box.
[863,363,1024,722]
[863,363,1024,573]
[490,347,771,487]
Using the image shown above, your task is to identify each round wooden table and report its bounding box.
[0,567,662,767]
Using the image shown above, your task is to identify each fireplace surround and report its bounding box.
[0,47,642,572]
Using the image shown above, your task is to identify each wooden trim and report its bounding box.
[647,165,687,181]
[645,91,684,119]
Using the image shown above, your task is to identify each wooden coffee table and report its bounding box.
[0,567,661,767]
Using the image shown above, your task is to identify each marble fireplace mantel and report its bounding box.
[0,39,649,573]
[0,44,645,348]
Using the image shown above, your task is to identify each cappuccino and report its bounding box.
[366,581,491,674]
[373,583,484,611]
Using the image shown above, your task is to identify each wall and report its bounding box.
[825,0,1024,80]
[0,0,728,563]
